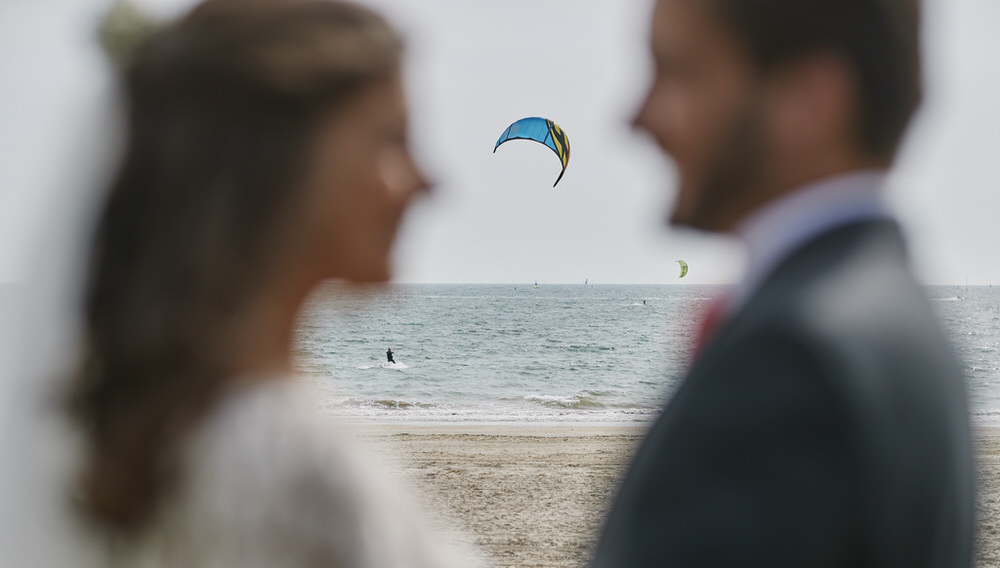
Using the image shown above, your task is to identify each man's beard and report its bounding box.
[670,94,768,232]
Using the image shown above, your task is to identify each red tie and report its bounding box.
[694,297,727,359]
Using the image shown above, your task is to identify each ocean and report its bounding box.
[295,283,1000,425]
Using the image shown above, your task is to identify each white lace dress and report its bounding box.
[106,379,475,568]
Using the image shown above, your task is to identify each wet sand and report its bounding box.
[978,428,1000,567]
[358,424,1000,568]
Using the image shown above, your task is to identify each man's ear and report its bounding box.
[767,53,858,161]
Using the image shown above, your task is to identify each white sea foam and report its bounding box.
[355,361,410,371]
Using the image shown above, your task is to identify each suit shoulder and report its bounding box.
[735,221,966,433]
[760,221,940,349]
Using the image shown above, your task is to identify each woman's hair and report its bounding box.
[68,0,401,534]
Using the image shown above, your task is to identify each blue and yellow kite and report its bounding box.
[494,117,571,187]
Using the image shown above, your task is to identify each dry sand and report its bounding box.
[358,424,1000,568]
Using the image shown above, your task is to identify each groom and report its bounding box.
[591,0,974,566]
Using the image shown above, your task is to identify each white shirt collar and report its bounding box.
[729,169,892,311]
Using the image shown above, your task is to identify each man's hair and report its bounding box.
[708,0,921,159]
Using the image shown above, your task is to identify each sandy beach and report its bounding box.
[978,428,1000,567]
[357,423,1000,568]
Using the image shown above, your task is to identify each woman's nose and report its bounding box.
[380,148,431,199]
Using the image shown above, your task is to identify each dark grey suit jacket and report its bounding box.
[591,220,975,567]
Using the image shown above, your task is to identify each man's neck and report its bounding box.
[726,168,891,312]
[724,151,890,233]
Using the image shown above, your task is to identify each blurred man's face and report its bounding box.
[634,0,769,232]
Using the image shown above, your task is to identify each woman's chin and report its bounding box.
[318,250,394,285]
[343,262,393,284]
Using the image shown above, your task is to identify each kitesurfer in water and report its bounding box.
[386,348,395,364]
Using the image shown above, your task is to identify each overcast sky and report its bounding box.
[1,0,998,285]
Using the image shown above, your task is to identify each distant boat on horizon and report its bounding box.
[534,280,540,289]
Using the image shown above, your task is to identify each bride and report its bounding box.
[4,0,474,566]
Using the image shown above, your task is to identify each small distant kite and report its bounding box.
[494,117,571,187]
[676,260,688,278]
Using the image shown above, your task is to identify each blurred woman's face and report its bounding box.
[298,70,428,283]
